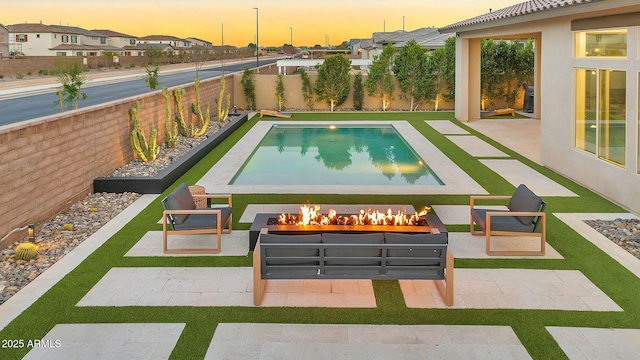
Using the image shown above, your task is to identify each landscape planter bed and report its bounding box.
[93,113,248,194]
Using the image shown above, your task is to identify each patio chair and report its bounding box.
[161,183,232,254]
[470,184,546,256]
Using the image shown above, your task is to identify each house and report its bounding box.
[5,23,116,56]
[440,0,640,214]
[357,27,454,59]
[93,29,138,49]
[137,35,191,48]
[123,43,176,57]
[0,24,8,57]
[186,37,212,47]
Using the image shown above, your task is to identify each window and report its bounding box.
[76,52,83,56]
[71,35,77,44]
[100,38,106,44]
[129,39,135,45]
[598,70,626,166]
[574,29,627,58]
[61,35,69,43]
[56,52,67,56]
[16,34,28,42]
[575,68,626,167]
[575,69,597,154]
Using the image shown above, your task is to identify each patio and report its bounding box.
[2,112,640,359]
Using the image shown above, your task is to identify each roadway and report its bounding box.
[0,58,277,127]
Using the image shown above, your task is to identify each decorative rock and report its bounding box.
[0,191,141,305]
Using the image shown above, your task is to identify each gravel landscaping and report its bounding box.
[0,119,231,304]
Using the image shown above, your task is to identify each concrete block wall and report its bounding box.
[233,73,456,111]
[0,75,233,246]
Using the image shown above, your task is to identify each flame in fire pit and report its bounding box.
[277,205,431,227]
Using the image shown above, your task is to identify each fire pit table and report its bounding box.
[249,209,446,251]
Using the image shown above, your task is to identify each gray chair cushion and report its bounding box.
[471,209,534,233]
[260,233,322,261]
[384,233,447,266]
[172,207,232,231]
[164,183,196,225]
[322,233,383,266]
[507,184,543,225]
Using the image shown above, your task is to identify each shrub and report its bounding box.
[353,72,364,111]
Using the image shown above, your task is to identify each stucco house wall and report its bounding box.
[445,0,640,214]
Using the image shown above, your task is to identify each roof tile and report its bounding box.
[440,0,601,31]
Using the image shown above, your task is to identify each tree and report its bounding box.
[426,49,447,110]
[190,47,211,79]
[241,68,257,111]
[275,73,286,111]
[353,72,364,110]
[300,68,315,110]
[101,51,117,69]
[314,54,351,111]
[365,44,395,111]
[440,36,456,102]
[145,48,163,66]
[53,61,87,112]
[481,39,535,108]
[393,40,433,111]
[480,39,500,109]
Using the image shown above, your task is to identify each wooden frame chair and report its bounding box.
[470,184,546,256]
[161,183,232,254]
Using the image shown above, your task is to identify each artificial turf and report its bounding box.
[1,112,638,360]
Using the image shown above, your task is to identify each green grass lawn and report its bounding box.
[2,112,638,360]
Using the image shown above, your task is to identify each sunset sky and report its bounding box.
[3,0,520,47]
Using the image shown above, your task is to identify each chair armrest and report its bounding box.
[163,209,224,216]
[485,211,545,218]
[192,194,232,207]
[470,195,512,209]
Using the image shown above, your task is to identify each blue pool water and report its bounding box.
[229,124,443,186]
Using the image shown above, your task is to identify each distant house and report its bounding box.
[137,35,191,48]
[186,37,212,47]
[0,24,8,57]
[356,27,453,59]
[5,23,117,56]
[440,0,640,214]
[93,29,138,50]
[123,43,176,57]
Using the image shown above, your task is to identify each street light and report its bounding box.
[289,27,293,46]
[253,7,259,70]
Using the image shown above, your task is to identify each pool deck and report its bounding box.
[6,116,640,360]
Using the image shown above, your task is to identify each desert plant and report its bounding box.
[129,101,160,162]
[353,72,364,111]
[190,78,211,137]
[174,87,192,137]
[53,61,87,112]
[300,68,314,110]
[15,243,38,261]
[275,73,286,111]
[144,66,160,91]
[241,68,257,111]
[216,75,230,122]
[162,87,179,148]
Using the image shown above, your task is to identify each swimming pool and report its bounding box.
[199,120,485,195]
[229,124,443,186]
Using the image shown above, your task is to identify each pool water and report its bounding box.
[229,124,444,186]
